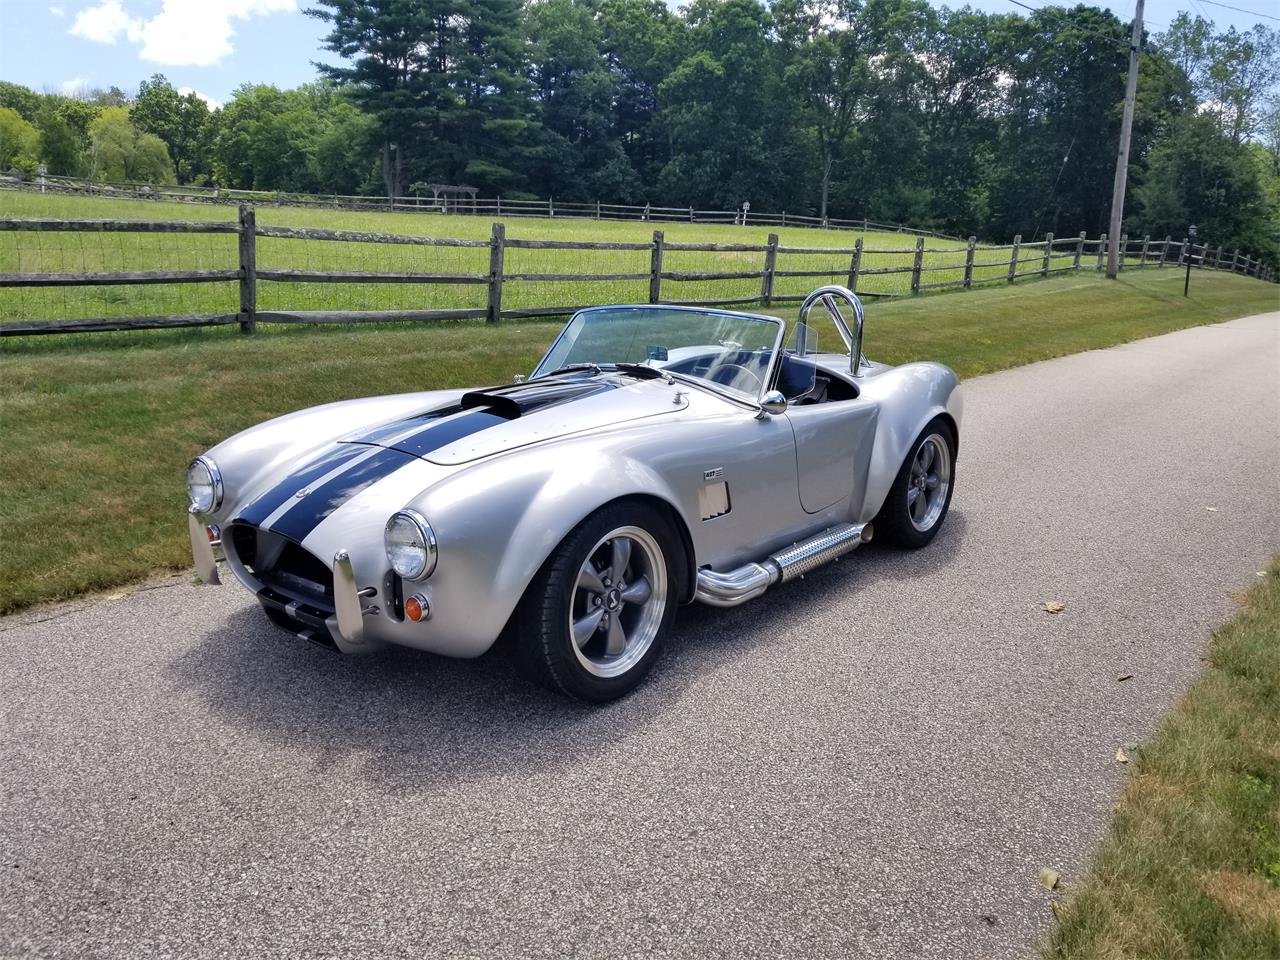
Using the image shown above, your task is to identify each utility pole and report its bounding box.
[1107,0,1144,279]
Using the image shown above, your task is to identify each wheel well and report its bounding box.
[604,494,697,604]
[936,413,959,458]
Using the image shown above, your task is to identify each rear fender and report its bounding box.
[857,362,962,521]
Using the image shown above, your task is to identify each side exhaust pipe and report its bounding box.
[694,522,873,608]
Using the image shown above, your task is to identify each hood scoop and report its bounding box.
[459,379,613,420]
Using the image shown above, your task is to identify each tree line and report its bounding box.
[1,1,1277,264]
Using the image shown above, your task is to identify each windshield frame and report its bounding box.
[530,304,787,407]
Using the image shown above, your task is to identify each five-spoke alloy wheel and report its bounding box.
[875,417,957,548]
[516,502,680,701]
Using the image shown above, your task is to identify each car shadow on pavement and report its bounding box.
[169,512,967,789]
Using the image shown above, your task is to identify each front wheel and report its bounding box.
[875,418,956,548]
[514,502,680,702]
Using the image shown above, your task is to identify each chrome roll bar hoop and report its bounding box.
[798,284,867,378]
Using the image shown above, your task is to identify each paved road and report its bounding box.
[3,312,1278,959]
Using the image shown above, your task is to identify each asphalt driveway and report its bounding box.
[3,310,1278,959]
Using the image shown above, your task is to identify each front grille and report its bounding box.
[228,521,335,614]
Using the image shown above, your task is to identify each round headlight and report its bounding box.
[186,457,222,514]
[385,510,437,581]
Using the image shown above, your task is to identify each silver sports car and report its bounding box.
[187,285,962,701]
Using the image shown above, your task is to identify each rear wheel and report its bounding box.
[515,502,680,702]
[875,418,956,548]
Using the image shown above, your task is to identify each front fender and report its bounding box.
[397,442,689,656]
[858,362,963,521]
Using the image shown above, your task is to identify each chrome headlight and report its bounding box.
[186,456,223,514]
[385,510,437,581]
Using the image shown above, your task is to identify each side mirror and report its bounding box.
[758,390,788,417]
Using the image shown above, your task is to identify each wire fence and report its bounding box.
[0,210,1272,336]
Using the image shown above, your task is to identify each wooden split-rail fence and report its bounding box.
[0,206,1272,337]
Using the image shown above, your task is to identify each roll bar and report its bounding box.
[797,285,866,378]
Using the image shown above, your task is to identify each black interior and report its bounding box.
[777,354,859,405]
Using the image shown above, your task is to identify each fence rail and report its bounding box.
[0,208,1272,337]
[3,174,964,240]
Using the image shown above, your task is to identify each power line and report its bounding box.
[1195,0,1280,23]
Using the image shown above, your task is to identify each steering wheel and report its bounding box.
[708,363,763,395]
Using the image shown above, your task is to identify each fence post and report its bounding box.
[1162,235,1171,266]
[761,233,779,307]
[596,200,601,220]
[1042,232,1053,276]
[1118,234,1127,271]
[486,222,506,324]
[237,203,256,335]
[1180,236,1188,263]
[1140,235,1150,267]
[496,196,502,217]
[1008,234,1021,282]
[848,236,863,292]
[1074,232,1085,269]
[1231,249,1240,273]
[688,206,693,223]
[548,197,554,218]
[960,236,977,288]
[911,236,925,293]
[1096,233,1107,270]
[781,211,787,227]
[649,230,665,304]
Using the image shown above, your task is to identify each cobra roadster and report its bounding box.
[187,285,961,701]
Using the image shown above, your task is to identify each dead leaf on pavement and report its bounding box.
[1043,601,1065,614]
[1039,868,1061,890]
[1117,674,1133,682]
[1116,747,1129,764]
[1205,506,1218,512]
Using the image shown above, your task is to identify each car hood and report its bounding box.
[340,375,689,466]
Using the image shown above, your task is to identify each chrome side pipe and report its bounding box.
[694,522,873,608]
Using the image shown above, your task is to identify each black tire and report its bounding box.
[874,417,957,549]
[514,500,682,702]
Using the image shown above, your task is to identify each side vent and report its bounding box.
[699,481,731,521]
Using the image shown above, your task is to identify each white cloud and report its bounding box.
[49,6,66,17]
[59,77,89,96]
[69,0,296,67]
[69,1,142,45]
[178,86,222,110]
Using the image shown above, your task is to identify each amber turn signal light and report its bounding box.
[405,593,430,622]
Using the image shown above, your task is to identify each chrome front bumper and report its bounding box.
[189,514,382,654]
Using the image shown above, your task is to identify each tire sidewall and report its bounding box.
[879,418,957,549]
[518,501,681,702]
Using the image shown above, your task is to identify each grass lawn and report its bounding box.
[1044,557,1280,958]
[1,190,1030,322]
[0,266,1274,614]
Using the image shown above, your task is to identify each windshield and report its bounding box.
[533,306,783,402]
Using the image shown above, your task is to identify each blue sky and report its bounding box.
[0,0,1271,108]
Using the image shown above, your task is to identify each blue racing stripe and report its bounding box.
[387,409,511,458]
[234,443,367,527]
[270,446,416,543]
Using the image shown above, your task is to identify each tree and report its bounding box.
[36,111,86,176]
[309,0,537,198]
[1135,111,1275,263]
[525,0,639,202]
[658,0,807,210]
[132,74,215,183]
[0,107,40,177]
[0,81,43,122]
[777,0,927,221]
[88,107,175,183]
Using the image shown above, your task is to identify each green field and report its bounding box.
[1,264,1275,614]
[0,191,1074,325]
[1045,558,1280,959]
